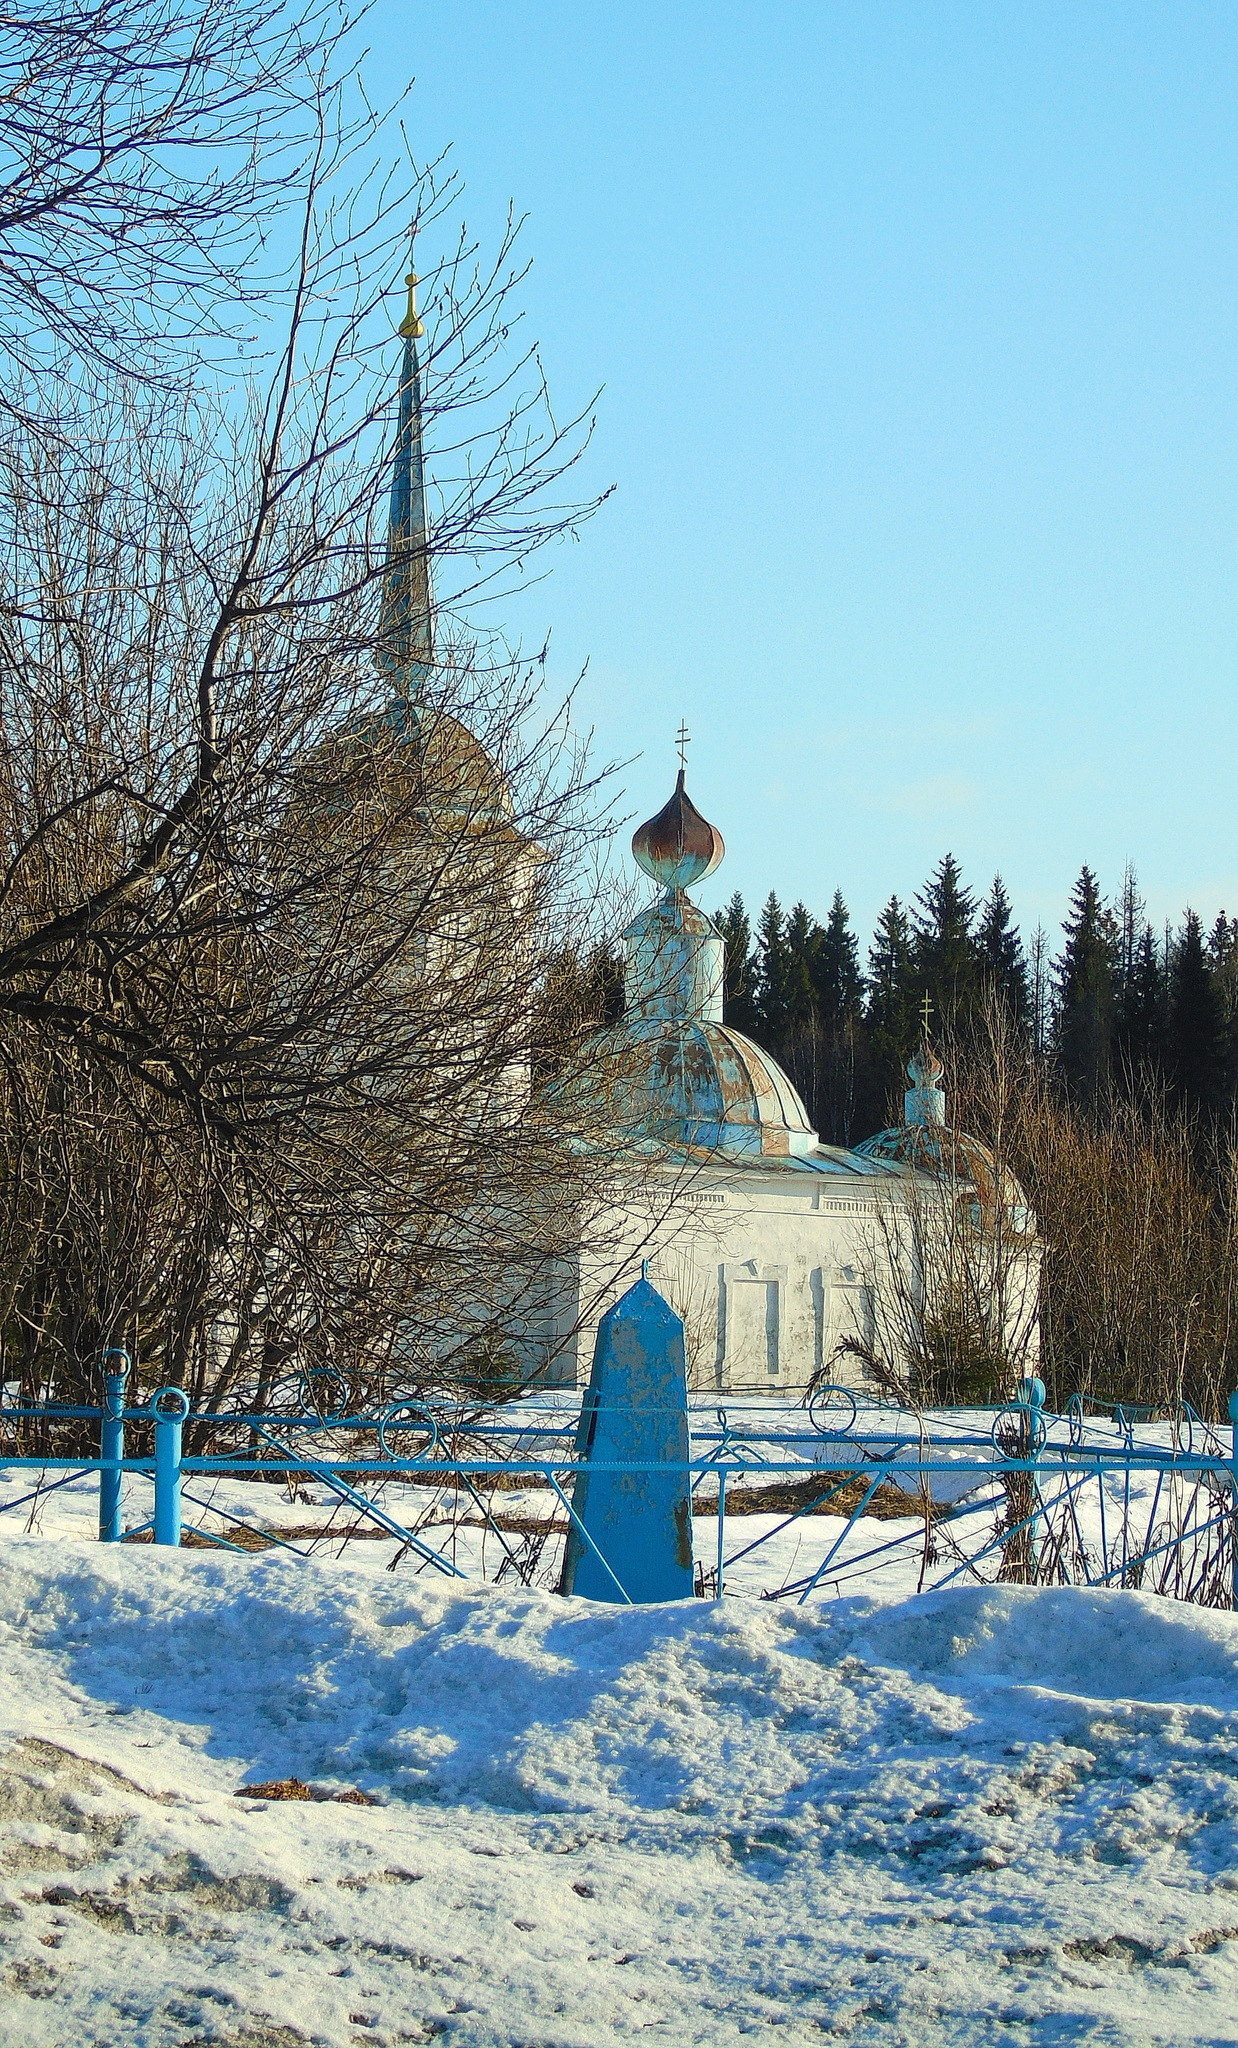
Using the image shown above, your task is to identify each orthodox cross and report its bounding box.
[399,226,425,340]
[920,991,934,1040]
[676,720,690,772]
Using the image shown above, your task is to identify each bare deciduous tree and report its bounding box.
[0,122,635,1429]
[0,0,360,407]
[835,1003,1041,1408]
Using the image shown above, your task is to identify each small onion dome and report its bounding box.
[632,770,724,891]
[904,1043,947,1127]
[853,1122,1036,1240]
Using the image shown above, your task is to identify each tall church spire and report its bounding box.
[378,250,434,696]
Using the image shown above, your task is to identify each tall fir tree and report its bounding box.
[1054,866,1116,1114]
[1115,867,1145,993]
[783,902,821,1029]
[1028,924,1051,1059]
[717,891,758,1035]
[1169,910,1224,1119]
[976,874,1030,1029]
[813,890,865,1029]
[1207,911,1238,1106]
[865,895,917,1125]
[1112,921,1166,1086]
[912,854,979,1033]
[867,897,915,1039]
[754,891,791,1041]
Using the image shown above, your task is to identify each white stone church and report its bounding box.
[534,772,1038,1395]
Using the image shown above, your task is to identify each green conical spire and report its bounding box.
[378,256,433,696]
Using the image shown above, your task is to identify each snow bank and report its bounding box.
[0,1542,1237,2044]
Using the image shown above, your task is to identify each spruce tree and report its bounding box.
[912,854,979,1033]
[1028,925,1051,1059]
[1054,866,1116,1113]
[716,892,758,1035]
[783,902,820,1029]
[1169,910,1224,1118]
[1207,912,1238,1110]
[976,874,1030,1028]
[754,892,791,1041]
[1112,921,1166,1085]
[865,896,917,1126]
[813,890,865,1029]
[867,897,914,1039]
[1115,867,1145,994]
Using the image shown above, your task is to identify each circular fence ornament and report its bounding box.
[152,1386,191,1421]
[990,1394,1047,1457]
[377,1401,440,1465]
[807,1383,859,1439]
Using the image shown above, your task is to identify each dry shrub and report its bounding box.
[948,1003,1238,1419]
[1013,1086,1238,1418]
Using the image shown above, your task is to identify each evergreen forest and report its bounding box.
[703,857,1238,1418]
[714,858,1238,1148]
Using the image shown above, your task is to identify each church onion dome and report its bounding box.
[580,764,821,1160]
[853,1045,1036,1237]
[592,1017,819,1159]
[632,770,725,891]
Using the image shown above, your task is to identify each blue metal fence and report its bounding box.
[1,1371,1236,1609]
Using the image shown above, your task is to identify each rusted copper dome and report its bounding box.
[631,771,725,890]
[590,1017,819,1158]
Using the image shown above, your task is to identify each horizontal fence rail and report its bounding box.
[1,1370,1236,1609]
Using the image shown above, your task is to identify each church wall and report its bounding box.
[539,1163,916,1396]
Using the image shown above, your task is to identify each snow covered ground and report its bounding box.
[0,1536,1235,2045]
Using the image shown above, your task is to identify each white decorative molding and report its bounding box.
[721,1262,786,1381]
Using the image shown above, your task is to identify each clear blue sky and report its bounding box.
[366,0,1238,952]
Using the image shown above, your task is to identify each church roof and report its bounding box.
[302,248,512,832]
[591,1016,817,1159]
[852,1044,1036,1230]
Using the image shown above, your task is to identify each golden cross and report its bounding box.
[398,227,425,340]
[920,991,933,1039]
[676,720,690,772]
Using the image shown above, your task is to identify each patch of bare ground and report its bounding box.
[237,1779,375,1805]
[692,1473,942,1520]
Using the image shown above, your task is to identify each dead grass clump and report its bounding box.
[237,1779,375,1806]
[693,1471,939,1521]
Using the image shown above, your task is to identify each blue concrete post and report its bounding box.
[559,1275,694,1603]
[98,1349,130,1543]
[152,1388,189,1547]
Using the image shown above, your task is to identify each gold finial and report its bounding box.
[398,268,425,341]
[920,991,933,1039]
[675,720,690,773]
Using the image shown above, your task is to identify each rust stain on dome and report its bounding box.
[632,771,725,890]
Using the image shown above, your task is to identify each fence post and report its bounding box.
[558,1276,693,1604]
[98,1349,130,1544]
[152,1388,189,1547]
[1019,1374,1046,1579]
[1229,1388,1238,1612]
